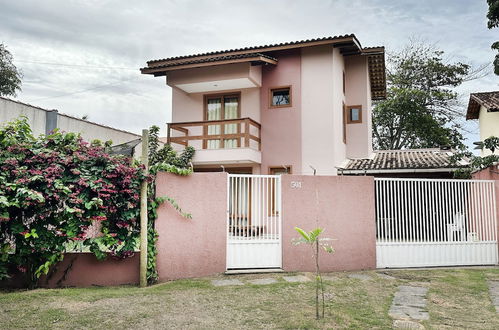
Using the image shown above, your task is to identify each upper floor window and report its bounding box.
[270,86,291,108]
[346,105,362,124]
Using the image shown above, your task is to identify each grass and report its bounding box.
[1,268,498,329]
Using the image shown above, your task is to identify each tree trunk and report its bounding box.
[315,241,319,320]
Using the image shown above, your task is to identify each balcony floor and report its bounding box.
[192,147,261,165]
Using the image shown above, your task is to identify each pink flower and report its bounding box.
[90,215,107,221]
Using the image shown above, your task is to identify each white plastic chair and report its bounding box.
[447,212,464,241]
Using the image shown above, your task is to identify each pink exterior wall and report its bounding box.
[281,175,376,271]
[167,63,260,86]
[155,172,227,281]
[167,45,372,175]
[345,55,372,159]
[472,165,499,255]
[331,48,347,168]
[260,49,302,174]
[300,46,347,175]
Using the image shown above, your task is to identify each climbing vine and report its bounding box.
[145,126,194,284]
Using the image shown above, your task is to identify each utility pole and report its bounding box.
[139,129,149,287]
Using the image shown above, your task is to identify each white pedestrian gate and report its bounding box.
[375,178,498,268]
[227,174,282,269]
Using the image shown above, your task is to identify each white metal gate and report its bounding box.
[376,178,498,268]
[227,174,282,269]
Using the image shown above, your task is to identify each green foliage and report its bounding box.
[0,117,146,288]
[373,41,470,151]
[487,0,499,74]
[0,43,22,97]
[293,227,334,320]
[452,136,499,178]
[145,126,194,284]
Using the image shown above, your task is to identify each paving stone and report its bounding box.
[248,278,278,285]
[377,272,397,280]
[211,279,244,287]
[393,320,425,329]
[488,280,499,313]
[283,275,311,283]
[389,286,429,321]
[348,273,372,281]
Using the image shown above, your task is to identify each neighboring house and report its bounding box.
[337,148,469,178]
[0,97,142,156]
[141,34,386,175]
[466,91,499,156]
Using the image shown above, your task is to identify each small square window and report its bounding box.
[270,87,291,108]
[347,105,362,124]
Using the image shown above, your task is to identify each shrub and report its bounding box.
[0,117,146,287]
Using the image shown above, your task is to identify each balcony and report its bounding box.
[167,118,261,165]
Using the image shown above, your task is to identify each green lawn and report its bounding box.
[1,268,498,329]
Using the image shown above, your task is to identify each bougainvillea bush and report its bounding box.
[0,117,146,287]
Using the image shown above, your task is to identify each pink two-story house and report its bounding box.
[141,34,386,175]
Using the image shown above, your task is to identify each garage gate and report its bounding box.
[375,178,498,268]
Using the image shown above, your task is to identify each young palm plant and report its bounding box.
[293,227,334,320]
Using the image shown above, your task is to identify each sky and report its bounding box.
[0,0,498,148]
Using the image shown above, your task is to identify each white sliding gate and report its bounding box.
[375,178,498,268]
[227,174,282,269]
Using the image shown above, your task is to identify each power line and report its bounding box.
[29,77,141,102]
[14,59,139,71]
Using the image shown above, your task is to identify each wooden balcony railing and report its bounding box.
[167,117,261,150]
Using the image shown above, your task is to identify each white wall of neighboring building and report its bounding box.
[1,97,142,156]
[0,97,48,136]
[479,105,499,156]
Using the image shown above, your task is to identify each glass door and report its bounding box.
[205,94,239,149]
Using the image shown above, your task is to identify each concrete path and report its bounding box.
[211,279,244,287]
[389,285,429,323]
[488,281,499,313]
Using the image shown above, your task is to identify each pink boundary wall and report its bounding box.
[2,172,377,288]
[155,172,227,281]
[42,253,139,288]
[1,253,139,289]
[472,165,499,256]
[154,172,376,281]
[281,175,376,272]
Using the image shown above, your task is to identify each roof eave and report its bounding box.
[338,167,466,174]
[140,55,277,76]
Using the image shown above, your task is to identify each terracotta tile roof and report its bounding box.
[339,149,469,173]
[146,34,358,65]
[466,91,499,120]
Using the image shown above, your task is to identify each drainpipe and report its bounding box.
[45,110,58,135]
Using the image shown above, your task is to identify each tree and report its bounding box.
[453,136,499,178]
[373,41,473,151]
[293,227,334,320]
[0,44,22,97]
[487,0,499,75]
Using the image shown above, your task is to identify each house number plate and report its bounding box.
[291,181,302,188]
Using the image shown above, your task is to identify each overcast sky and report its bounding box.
[1,0,497,147]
